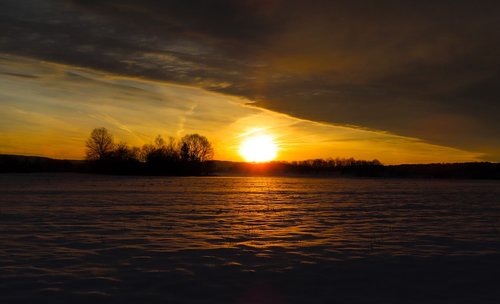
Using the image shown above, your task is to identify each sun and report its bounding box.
[239,134,278,162]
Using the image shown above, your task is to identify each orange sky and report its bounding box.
[2,1,500,163]
[0,55,483,164]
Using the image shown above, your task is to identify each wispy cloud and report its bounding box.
[0,55,484,163]
[2,0,500,158]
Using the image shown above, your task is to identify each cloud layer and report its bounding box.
[0,55,482,163]
[2,0,500,159]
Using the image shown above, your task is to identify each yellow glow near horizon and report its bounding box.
[0,55,487,164]
[239,134,278,162]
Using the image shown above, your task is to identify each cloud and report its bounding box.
[1,0,500,159]
[0,55,482,163]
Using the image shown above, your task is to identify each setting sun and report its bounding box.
[239,135,278,162]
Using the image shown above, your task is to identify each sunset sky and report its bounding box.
[1,1,499,164]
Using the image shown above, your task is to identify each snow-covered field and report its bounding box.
[1,174,500,303]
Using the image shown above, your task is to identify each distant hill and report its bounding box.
[1,154,500,179]
[385,162,500,179]
[0,154,84,173]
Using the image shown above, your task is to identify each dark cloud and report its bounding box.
[1,72,39,79]
[2,0,500,159]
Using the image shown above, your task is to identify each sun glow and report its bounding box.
[239,134,278,162]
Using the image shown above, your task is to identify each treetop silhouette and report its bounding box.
[84,127,214,175]
[85,127,114,161]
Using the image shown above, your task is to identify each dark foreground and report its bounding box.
[1,174,500,303]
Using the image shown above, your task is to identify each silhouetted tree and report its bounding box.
[159,135,180,161]
[180,134,214,162]
[110,142,139,162]
[144,136,179,163]
[139,143,155,163]
[139,135,182,174]
[83,128,215,175]
[85,127,115,161]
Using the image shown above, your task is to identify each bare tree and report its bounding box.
[85,127,115,161]
[111,142,138,162]
[143,135,180,163]
[180,134,214,162]
[164,136,180,160]
[154,135,165,148]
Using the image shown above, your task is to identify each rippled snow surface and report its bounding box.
[1,174,500,303]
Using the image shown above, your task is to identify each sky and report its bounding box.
[1,0,499,163]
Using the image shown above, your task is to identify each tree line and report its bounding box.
[215,158,383,176]
[2,127,499,178]
[85,127,214,175]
